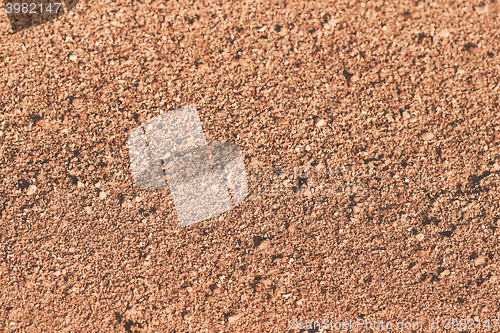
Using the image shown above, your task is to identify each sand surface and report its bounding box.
[0,0,500,331]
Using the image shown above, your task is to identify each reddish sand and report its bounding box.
[0,0,499,331]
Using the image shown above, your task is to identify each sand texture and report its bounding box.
[0,0,500,331]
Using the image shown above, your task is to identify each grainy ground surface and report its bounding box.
[1,0,500,331]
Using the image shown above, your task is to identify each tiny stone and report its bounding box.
[475,4,489,14]
[26,185,37,196]
[84,206,92,214]
[402,111,410,120]
[260,279,272,286]
[69,54,77,61]
[420,132,434,141]
[72,99,81,107]
[315,118,325,127]
[77,181,85,188]
[408,117,418,123]
[490,275,498,283]
[440,269,450,277]
[259,240,270,250]
[99,191,107,199]
[416,233,424,241]
[251,157,261,166]
[474,254,486,266]
[437,29,450,38]
[274,117,284,125]
[228,314,241,324]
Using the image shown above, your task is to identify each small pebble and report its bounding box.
[315,118,325,127]
[475,4,489,14]
[437,29,450,38]
[408,117,418,123]
[99,191,107,199]
[228,314,241,324]
[274,117,284,125]
[420,132,434,141]
[26,185,37,196]
[69,54,77,61]
[259,240,270,250]
[473,254,486,266]
[416,233,424,241]
[260,279,272,286]
[440,269,450,277]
